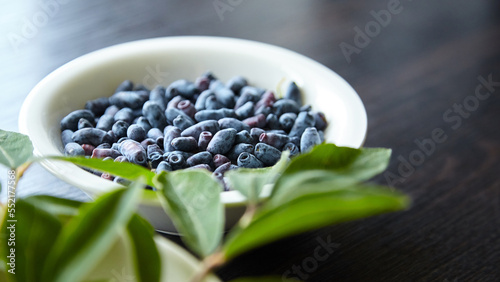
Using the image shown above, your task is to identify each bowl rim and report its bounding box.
[18,36,367,206]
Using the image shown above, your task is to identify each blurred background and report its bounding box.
[1,0,499,281]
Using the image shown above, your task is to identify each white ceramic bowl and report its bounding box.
[19,36,367,232]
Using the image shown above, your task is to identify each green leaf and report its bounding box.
[271,144,391,199]
[228,276,299,282]
[268,170,358,207]
[226,151,289,203]
[42,180,144,282]
[23,195,83,223]
[49,156,157,187]
[1,199,63,282]
[154,170,224,258]
[0,129,33,169]
[126,214,161,282]
[224,184,409,260]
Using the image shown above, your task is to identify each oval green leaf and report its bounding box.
[224,184,409,260]
[154,170,224,258]
[0,129,33,169]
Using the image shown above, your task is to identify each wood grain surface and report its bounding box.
[1,0,499,281]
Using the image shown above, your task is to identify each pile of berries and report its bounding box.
[61,72,327,189]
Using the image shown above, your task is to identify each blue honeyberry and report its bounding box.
[195,90,214,111]
[255,90,276,110]
[112,120,129,139]
[173,115,194,131]
[313,112,328,131]
[254,106,271,116]
[171,136,198,152]
[272,99,300,117]
[167,95,183,110]
[235,101,254,120]
[167,151,186,170]
[104,105,120,116]
[166,79,198,99]
[279,113,297,132]
[299,104,312,112]
[181,120,220,140]
[206,128,237,155]
[91,148,121,159]
[115,80,134,93]
[163,126,182,152]
[135,116,152,132]
[96,143,111,149]
[109,91,148,109]
[259,132,290,150]
[218,117,250,132]
[96,115,115,131]
[284,81,303,106]
[235,130,252,144]
[237,152,263,168]
[127,124,147,142]
[85,97,110,116]
[186,151,213,167]
[234,90,259,110]
[194,108,236,122]
[227,143,254,161]
[214,87,235,108]
[213,154,231,168]
[165,108,195,125]
[64,142,85,156]
[187,164,212,171]
[156,161,173,173]
[300,127,322,153]
[254,143,282,166]
[204,95,222,110]
[149,152,164,169]
[288,111,315,138]
[147,128,163,140]
[243,114,266,129]
[226,75,247,94]
[114,107,135,124]
[61,109,95,131]
[198,131,213,151]
[149,85,167,111]
[61,129,74,147]
[266,114,280,130]
[72,128,112,147]
[177,100,196,119]
[250,128,265,145]
[283,142,300,157]
[119,139,147,166]
[142,101,167,129]
[213,161,235,175]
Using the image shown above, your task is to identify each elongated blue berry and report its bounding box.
[61,110,95,131]
[187,151,213,167]
[235,130,252,144]
[254,143,281,166]
[72,128,112,146]
[284,81,302,105]
[119,139,147,166]
[300,127,321,153]
[127,124,147,142]
[64,142,85,156]
[206,128,237,155]
[181,120,219,140]
[142,101,167,129]
[237,152,263,168]
[171,136,198,152]
[218,117,250,132]
[289,111,315,138]
[227,143,254,161]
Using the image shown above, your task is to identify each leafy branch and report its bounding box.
[0,129,410,282]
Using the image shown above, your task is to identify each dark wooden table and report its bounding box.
[1,0,499,281]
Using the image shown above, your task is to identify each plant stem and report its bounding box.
[190,252,226,282]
